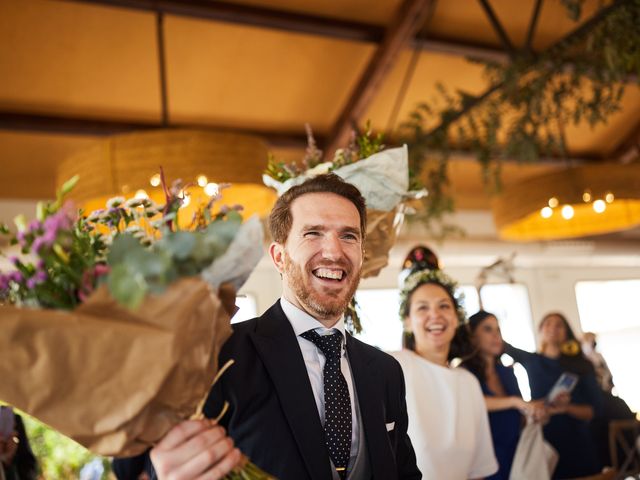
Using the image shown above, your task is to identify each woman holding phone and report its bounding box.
[504,312,603,479]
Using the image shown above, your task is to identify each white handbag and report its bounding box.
[509,418,559,480]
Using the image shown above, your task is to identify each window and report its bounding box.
[355,283,535,399]
[479,284,535,400]
[354,289,403,351]
[231,294,258,324]
[479,284,536,352]
[575,280,640,413]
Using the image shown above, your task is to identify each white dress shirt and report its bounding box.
[280,298,360,473]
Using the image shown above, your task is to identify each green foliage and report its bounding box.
[264,122,386,182]
[400,0,640,238]
[23,414,111,479]
[1,171,246,310]
[106,212,241,309]
[0,184,109,309]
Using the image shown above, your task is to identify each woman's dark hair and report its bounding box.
[460,310,500,383]
[401,279,473,362]
[12,414,39,480]
[401,277,459,353]
[539,311,595,376]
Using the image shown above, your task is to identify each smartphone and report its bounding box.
[0,406,15,438]
[546,372,579,404]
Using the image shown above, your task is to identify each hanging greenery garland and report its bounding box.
[400,0,640,237]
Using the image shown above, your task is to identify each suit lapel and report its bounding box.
[249,302,332,480]
[346,335,396,479]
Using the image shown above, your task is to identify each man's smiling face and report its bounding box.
[270,192,363,323]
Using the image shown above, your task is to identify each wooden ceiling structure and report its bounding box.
[0,0,639,213]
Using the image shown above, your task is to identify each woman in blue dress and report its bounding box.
[504,312,603,479]
[461,311,546,480]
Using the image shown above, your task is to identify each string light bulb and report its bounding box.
[150,173,161,187]
[593,199,606,213]
[134,189,148,200]
[548,197,559,208]
[197,175,208,187]
[540,206,553,218]
[204,182,219,197]
[561,205,574,219]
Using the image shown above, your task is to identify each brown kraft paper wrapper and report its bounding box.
[0,277,232,457]
[362,207,405,279]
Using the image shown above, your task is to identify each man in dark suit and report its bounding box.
[150,174,421,480]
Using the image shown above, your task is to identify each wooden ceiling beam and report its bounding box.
[61,0,510,63]
[477,0,516,58]
[0,110,601,165]
[0,110,312,149]
[324,0,436,156]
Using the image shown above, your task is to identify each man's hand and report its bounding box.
[150,420,242,480]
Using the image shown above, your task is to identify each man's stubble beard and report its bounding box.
[283,252,361,320]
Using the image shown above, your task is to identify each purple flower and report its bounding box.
[42,229,57,245]
[8,271,23,284]
[32,236,45,253]
[9,256,19,266]
[26,270,47,289]
[0,274,8,291]
[37,259,45,270]
[43,211,72,234]
[29,219,41,232]
[34,270,47,283]
[16,230,26,243]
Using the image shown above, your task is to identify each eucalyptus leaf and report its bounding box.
[158,231,197,260]
[107,234,144,265]
[107,264,147,310]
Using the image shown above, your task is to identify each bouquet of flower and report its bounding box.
[0,174,273,479]
[264,125,424,331]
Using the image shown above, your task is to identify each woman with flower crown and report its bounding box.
[390,261,498,479]
[504,312,604,478]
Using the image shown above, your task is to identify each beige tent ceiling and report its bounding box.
[1,0,639,212]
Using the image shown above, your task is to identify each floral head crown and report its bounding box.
[399,269,467,324]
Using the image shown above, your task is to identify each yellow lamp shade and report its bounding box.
[492,163,640,241]
[57,129,277,221]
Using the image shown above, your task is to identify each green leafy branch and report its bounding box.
[400,0,640,238]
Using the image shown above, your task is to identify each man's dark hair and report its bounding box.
[268,173,367,244]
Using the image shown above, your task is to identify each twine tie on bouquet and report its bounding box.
[300,330,351,479]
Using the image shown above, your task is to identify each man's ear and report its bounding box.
[269,242,286,274]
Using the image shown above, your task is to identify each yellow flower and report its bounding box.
[53,244,70,264]
[561,339,580,356]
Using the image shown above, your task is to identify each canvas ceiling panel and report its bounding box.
[561,85,640,156]
[0,0,160,120]
[427,0,603,51]
[365,50,489,134]
[165,16,374,133]
[220,0,403,25]
[0,131,99,199]
[446,157,559,209]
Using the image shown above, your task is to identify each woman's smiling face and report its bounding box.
[406,282,458,352]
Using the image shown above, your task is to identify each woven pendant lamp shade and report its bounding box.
[56,129,277,219]
[492,163,640,241]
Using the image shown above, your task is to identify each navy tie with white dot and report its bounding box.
[301,329,352,479]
